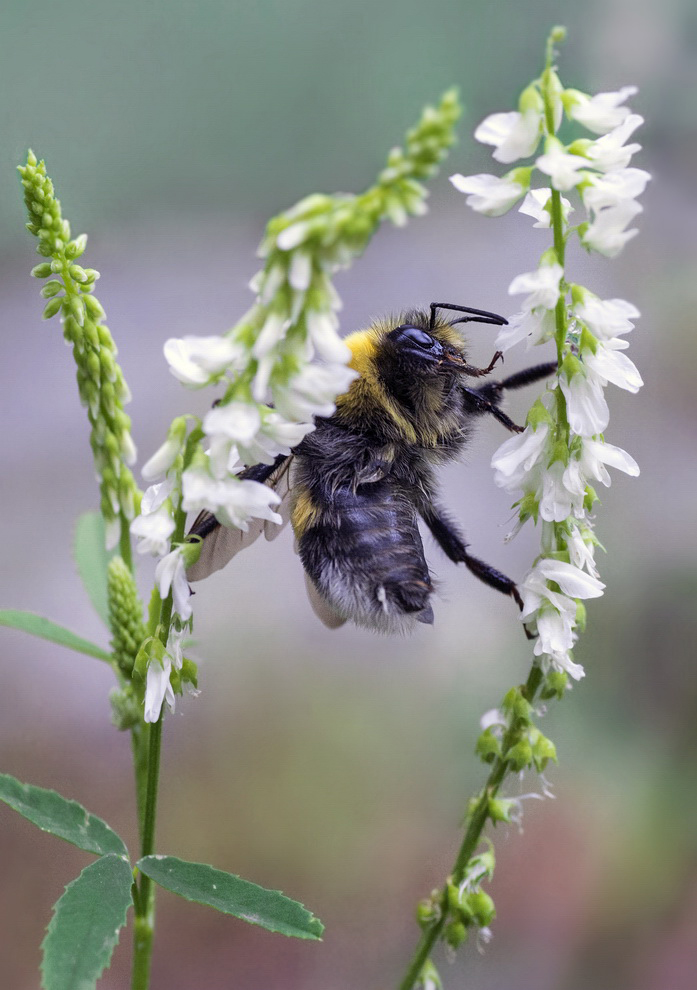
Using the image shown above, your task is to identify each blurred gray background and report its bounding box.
[2,1,697,988]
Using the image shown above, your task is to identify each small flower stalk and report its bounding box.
[402,27,646,989]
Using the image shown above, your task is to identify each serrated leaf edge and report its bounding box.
[0,773,128,859]
[137,855,324,939]
[40,853,133,990]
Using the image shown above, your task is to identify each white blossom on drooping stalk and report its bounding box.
[133,91,460,593]
[452,46,646,684]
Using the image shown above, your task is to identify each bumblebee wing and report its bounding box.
[186,455,293,582]
[303,571,347,629]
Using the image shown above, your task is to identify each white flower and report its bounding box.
[252,312,289,358]
[583,339,643,393]
[566,525,599,577]
[535,145,587,191]
[141,477,176,514]
[535,603,576,657]
[276,220,312,251]
[155,548,192,622]
[474,109,542,163]
[568,438,640,488]
[203,401,262,446]
[582,199,642,257]
[560,372,610,436]
[144,654,174,723]
[273,362,357,421]
[491,422,549,491]
[568,86,638,135]
[164,336,244,386]
[496,306,556,351]
[508,263,564,311]
[480,708,506,731]
[521,558,605,616]
[306,310,352,363]
[182,466,282,532]
[130,505,175,556]
[142,432,186,482]
[215,479,283,531]
[288,251,312,291]
[450,172,527,216]
[582,168,651,213]
[574,295,639,340]
[585,115,643,172]
[539,459,582,522]
[518,188,573,228]
[237,412,314,465]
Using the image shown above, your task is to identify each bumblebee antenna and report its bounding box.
[429,302,508,333]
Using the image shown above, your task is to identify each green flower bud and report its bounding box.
[532,732,558,771]
[505,738,533,771]
[68,294,85,326]
[69,264,88,282]
[109,685,141,730]
[501,687,533,723]
[84,294,106,320]
[42,296,63,320]
[31,262,53,278]
[488,797,516,823]
[444,920,468,950]
[40,279,64,298]
[475,728,502,764]
[540,670,568,700]
[65,233,88,259]
[107,556,147,675]
[468,890,496,927]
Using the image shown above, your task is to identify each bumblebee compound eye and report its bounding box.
[395,325,435,349]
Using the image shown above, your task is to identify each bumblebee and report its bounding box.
[187,303,555,633]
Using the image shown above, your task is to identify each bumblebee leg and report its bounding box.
[424,511,534,635]
[461,386,524,433]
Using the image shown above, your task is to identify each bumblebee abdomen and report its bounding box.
[295,480,434,633]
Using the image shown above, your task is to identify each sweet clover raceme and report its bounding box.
[4,89,461,990]
[132,88,461,723]
[401,27,646,990]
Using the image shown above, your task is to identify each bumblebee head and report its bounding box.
[376,303,508,382]
[338,302,508,434]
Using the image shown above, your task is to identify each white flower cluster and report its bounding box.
[452,63,646,680]
[450,82,649,258]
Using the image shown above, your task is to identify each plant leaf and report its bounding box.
[137,855,323,940]
[41,854,133,990]
[0,773,127,858]
[74,512,114,628]
[0,610,112,663]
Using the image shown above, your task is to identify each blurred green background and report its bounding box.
[2,1,697,988]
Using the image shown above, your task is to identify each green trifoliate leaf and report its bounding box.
[41,854,133,990]
[0,773,127,857]
[0,610,111,663]
[137,855,324,940]
[73,512,114,628]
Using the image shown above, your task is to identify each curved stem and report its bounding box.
[398,665,543,990]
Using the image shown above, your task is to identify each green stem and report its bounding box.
[398,666,543,990]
